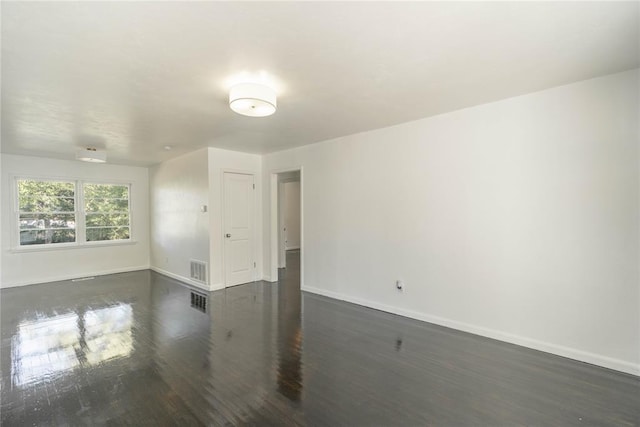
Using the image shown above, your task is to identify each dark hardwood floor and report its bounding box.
[1,250,638,426]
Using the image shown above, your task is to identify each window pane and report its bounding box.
[86,227,130,242]
[17,179,76,246]
[19,214,76,230]
[84,198,129,213]
[83,184,129,200]
[18,180,74,198]
[85,213,129,227]
[20,229,76,245]
[83,184,130,241]
[19,196,75,213]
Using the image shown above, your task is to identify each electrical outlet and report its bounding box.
[396,280,404,291]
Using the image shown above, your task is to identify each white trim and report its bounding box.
[269,166,304,287]
[10,239,138,253]
[149,267,256,292]
[150,266,212,292]
[270,173,278,281]
[209,282,225,291]
[300,168,304,289]
[279,175,299,272]
[301,285,640,377]
[278,180,285,269]
[0,265,149,289]
[11,172,134,187]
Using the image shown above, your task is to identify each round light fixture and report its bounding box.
[76,147,106,163]
[229,82,277,117]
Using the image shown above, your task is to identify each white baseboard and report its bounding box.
[149,266,213,292]
[1,265,150,289]
[301,285,639,377]
[148,268,266,292]
[209,282,225,291]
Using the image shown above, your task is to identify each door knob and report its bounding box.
[225,233,231,238]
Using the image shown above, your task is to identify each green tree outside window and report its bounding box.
[18,180,76,245]
[84,183,130,242]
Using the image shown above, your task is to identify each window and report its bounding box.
[84,183,130,242]
[18,180,77,245]
[16,178,131,248]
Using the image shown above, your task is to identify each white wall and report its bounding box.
[1,154,150,287]
[283,181,301,250]
[262,69,640,375]
[207,147,262,289]
[149,149,209,289]
[148,146,261,291]
[0,153,3,286]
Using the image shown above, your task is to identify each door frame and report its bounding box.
[221,169,257,287]
[278,176,301,269]
[269,167,303,286]
[278,179,286,268]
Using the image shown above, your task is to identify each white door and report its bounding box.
[224,172,255,287]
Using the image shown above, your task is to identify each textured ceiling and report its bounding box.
[2,2,638,166]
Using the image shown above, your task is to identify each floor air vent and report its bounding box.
[190,291,207,312]
[190,260,208,284]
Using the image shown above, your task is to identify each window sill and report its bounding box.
[10,240,138,254]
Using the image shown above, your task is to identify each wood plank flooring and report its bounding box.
[1,251,638,426]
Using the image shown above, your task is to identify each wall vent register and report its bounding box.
[190,260,208,284]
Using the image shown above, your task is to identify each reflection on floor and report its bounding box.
[11,303,133,387]
[1,250,639,425]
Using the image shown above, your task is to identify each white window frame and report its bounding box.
[15,177,78,249]
[82,181,132,245]
[13,175,134,252]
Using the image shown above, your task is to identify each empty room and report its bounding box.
[1,1,638,425]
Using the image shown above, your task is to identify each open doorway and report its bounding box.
[277,171,300,269]
[269,168,302,288]
[271,169,303,402]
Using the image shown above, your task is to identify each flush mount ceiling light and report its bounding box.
[76,147,106,163]
[229,82,277,117]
